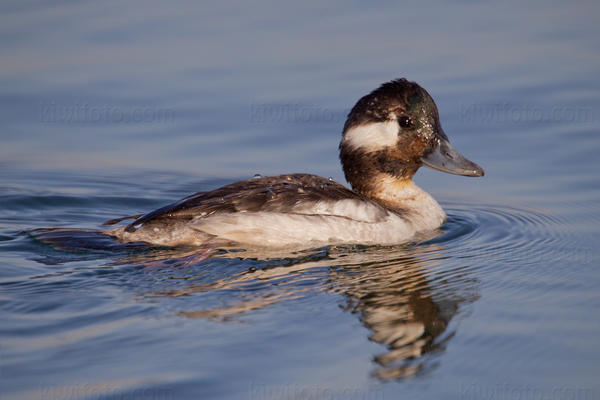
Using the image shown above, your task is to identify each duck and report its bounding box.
[102,78,483,249]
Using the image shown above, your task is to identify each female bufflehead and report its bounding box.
[103,79,483,248]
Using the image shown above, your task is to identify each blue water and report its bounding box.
[1,1,600,399]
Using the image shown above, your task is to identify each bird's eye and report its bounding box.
[398,116,413,129]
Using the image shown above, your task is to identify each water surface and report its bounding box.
[1,1,599,399]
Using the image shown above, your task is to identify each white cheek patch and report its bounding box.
[342,120,399,153]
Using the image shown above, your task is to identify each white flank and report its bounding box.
[342,120,398,153]
[291,198,387,222]
[191,189,445,248]
[190,210,413,248]
[106,178,448,249]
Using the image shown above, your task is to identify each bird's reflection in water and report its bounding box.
[29,228,477,379]
[328,251,460,379]
[138,243,479,380]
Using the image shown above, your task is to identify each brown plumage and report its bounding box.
[109,174,390,234]
[98,78,483,248]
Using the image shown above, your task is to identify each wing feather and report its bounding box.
[113,174,390,233]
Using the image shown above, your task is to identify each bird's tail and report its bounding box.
[28,227,148,252]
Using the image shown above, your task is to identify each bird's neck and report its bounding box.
[353,173,447,231]
[340,145,446,231]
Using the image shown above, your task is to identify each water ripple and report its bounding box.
[429,202,571,265]
[2,197,583,384]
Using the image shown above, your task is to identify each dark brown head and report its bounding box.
[339,79,483,194]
